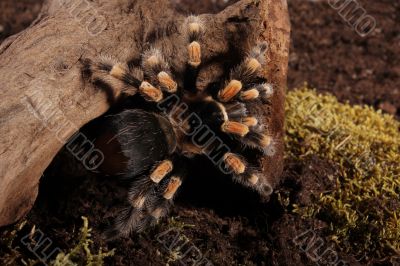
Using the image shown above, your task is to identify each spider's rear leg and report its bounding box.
[220,152,272,197]
[191,101,273,196]
[216,103,273,154]
[213,43,275,154]
[108,157,185,238]
[83,56,164,102]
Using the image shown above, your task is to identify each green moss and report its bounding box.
[0,221,41,266]
[53,217,114,266]
[286,86,400,260]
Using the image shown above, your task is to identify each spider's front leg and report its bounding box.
[82,47,178,103]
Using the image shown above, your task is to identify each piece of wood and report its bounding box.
[0,0,290,226]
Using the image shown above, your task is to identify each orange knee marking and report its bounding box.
[188,41,201,67]
[150,160,173,183]
[189,22,202,34]
[139,81,163,102]
[182,142,203,155]
[157,71,178,93]
[240,88,259,101]
[218,80,243,102]
[248,174,259,185]
[246,58,261,73]
[223,153,246,174]
[242,117,258,127]
[163,176,182,200]
[221,121,249,137]
[132,196,146,209]
[260,134,272,147]
[110,63,127,79]
[151,208,164,219]
[146,54,160,67]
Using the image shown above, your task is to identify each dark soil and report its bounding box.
[0,0,42,41]
[1,0,399,265]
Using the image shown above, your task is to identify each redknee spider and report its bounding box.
[82,15,276,239]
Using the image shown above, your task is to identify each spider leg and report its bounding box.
[220,152,272,196]
[83,55,164,102]
[106,157,185,238]
[142,48,178,94]
[186,15,203,68]
[217,42,270,102]
[182,15,205,91]
[214,43,275,154]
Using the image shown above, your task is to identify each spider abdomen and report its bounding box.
[95,110,176,178]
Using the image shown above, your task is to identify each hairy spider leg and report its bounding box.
[107,156,185,238]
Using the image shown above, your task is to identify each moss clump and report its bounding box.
[286,87,400,260]
[0,221,41,266]
[53,217,114,266]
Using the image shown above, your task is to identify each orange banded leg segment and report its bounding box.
[142,49,178,94]
[221,121,249,137]
[83,56,142,95]
[186,15,203,68]
[157,71,178,93]
[151,208,165,220]
[223,153,246,175]
[110,63,129,80]
[245,58,262,74]
[218,80,243,102]
[242,131,273,153]
[240,88,259,101]
[227,42,268,85]
[163,176,183,200]
[150,160,173,183]
[139,81,163,102]
[242,117,258,127]
[188,41,201,67]
[132,195,146,209]
[222,154,262,189]
[248,174,259,185]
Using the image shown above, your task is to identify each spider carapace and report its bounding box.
[82,16,276,239]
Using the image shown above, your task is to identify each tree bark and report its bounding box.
[0,0,290,226]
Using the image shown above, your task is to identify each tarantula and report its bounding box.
[82,16,276,238]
